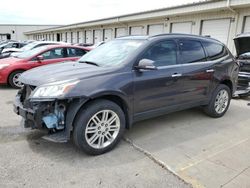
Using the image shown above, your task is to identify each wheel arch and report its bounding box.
[7,69,26,85]
[82,93,132,129]
[65,92,132,140]
[220,79,233,96]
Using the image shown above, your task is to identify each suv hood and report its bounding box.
[19,61,111,86]
[234,33,250,57]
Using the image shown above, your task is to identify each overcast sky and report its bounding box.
[0,0,206,25]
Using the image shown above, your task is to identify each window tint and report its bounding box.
[179,40,206,64]
[12,43,19,48]
[141,40,177,67]
[5,43,14,48]
[40,48,65,59]
[203,42,228,60]
[67,48,86,57]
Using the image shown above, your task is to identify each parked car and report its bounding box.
[0,41,67,59]
[0,45,89,88]
[234,33,250,97]
[0,41,27,54]
[14,34,239,155]
[75,43,93,47]
[86,41,105,50]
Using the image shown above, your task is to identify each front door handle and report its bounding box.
[171,73,182,78]
[206,69,215,73]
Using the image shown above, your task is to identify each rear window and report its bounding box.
[203,42,228,60]
[179,40,207,64]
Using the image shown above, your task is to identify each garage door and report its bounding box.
[85,30,93,44]
[77,31,83,43]
[171,22,192,34]
[104,29,112,42]
[148,24,164,35]
[62,33,66,42]
[94,30,102,44]
[243,16,250,33]
[130,26,143,35]
[72,32,77,43]
[201,19,231,44]
[116,28,127,38]
[67,32,71,43]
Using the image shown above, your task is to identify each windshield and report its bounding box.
[78,39,145,67]
[0,42,11,48]
[20,42,39,51]
[17,46,47,59]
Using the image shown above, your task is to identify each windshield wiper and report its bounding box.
[79,61,99,67]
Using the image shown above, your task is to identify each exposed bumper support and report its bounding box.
[14,94,89,142]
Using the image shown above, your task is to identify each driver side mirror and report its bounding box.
[36,55,44,62]
[135,59,157,70]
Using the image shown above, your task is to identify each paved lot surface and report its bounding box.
[0,86,190,188]
[0,86,250,188]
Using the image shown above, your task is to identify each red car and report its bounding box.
[0,45,89,88]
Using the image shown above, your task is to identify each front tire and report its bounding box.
[8,70,24,89]
[73,99,125,155]
[204,84,231,118]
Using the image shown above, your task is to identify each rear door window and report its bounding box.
[179,40,207,64]
[40,48,65,59]
[67,48,87,57]
[202,42,228,60]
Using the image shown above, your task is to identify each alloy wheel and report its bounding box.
[12,73,23,88]
[85,110,120,149]
[214,89,229,114]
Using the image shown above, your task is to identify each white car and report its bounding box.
[1,41,68,59]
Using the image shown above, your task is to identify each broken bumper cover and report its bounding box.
[14,95,36,127]
[14,93,89,142]
[13,94,58,129]
[14,95,51,129]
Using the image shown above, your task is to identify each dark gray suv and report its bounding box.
[14,34,239,155]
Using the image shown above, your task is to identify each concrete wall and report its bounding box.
[0,25,60,41]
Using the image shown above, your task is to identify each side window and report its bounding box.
[141,40,177,67]
[179,40,206,64]
[5,43,13,48]
[67,48,86,57]
[40,48,64,60]
[202,42,228,60]
[12,43,18,48]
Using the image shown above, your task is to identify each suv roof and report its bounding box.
[118,33,222,44]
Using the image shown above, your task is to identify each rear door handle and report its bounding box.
[206,69,214,73]
[171,73,182,78]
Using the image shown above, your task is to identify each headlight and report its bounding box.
[30,80,79,98]
[0,64,10,69]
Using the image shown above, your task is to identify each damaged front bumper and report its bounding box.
[13,91,88,142]
[14,95,65,129]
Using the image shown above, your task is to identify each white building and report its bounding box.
[25,0,250,53]
[0,24,61,41]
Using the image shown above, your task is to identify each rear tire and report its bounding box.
[73,99,125,155]
[8,70,24,89]
[204,84,231,118]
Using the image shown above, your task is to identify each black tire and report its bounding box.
[73,99,125,155]
[8,70,24,89]
[204,84,231,118]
